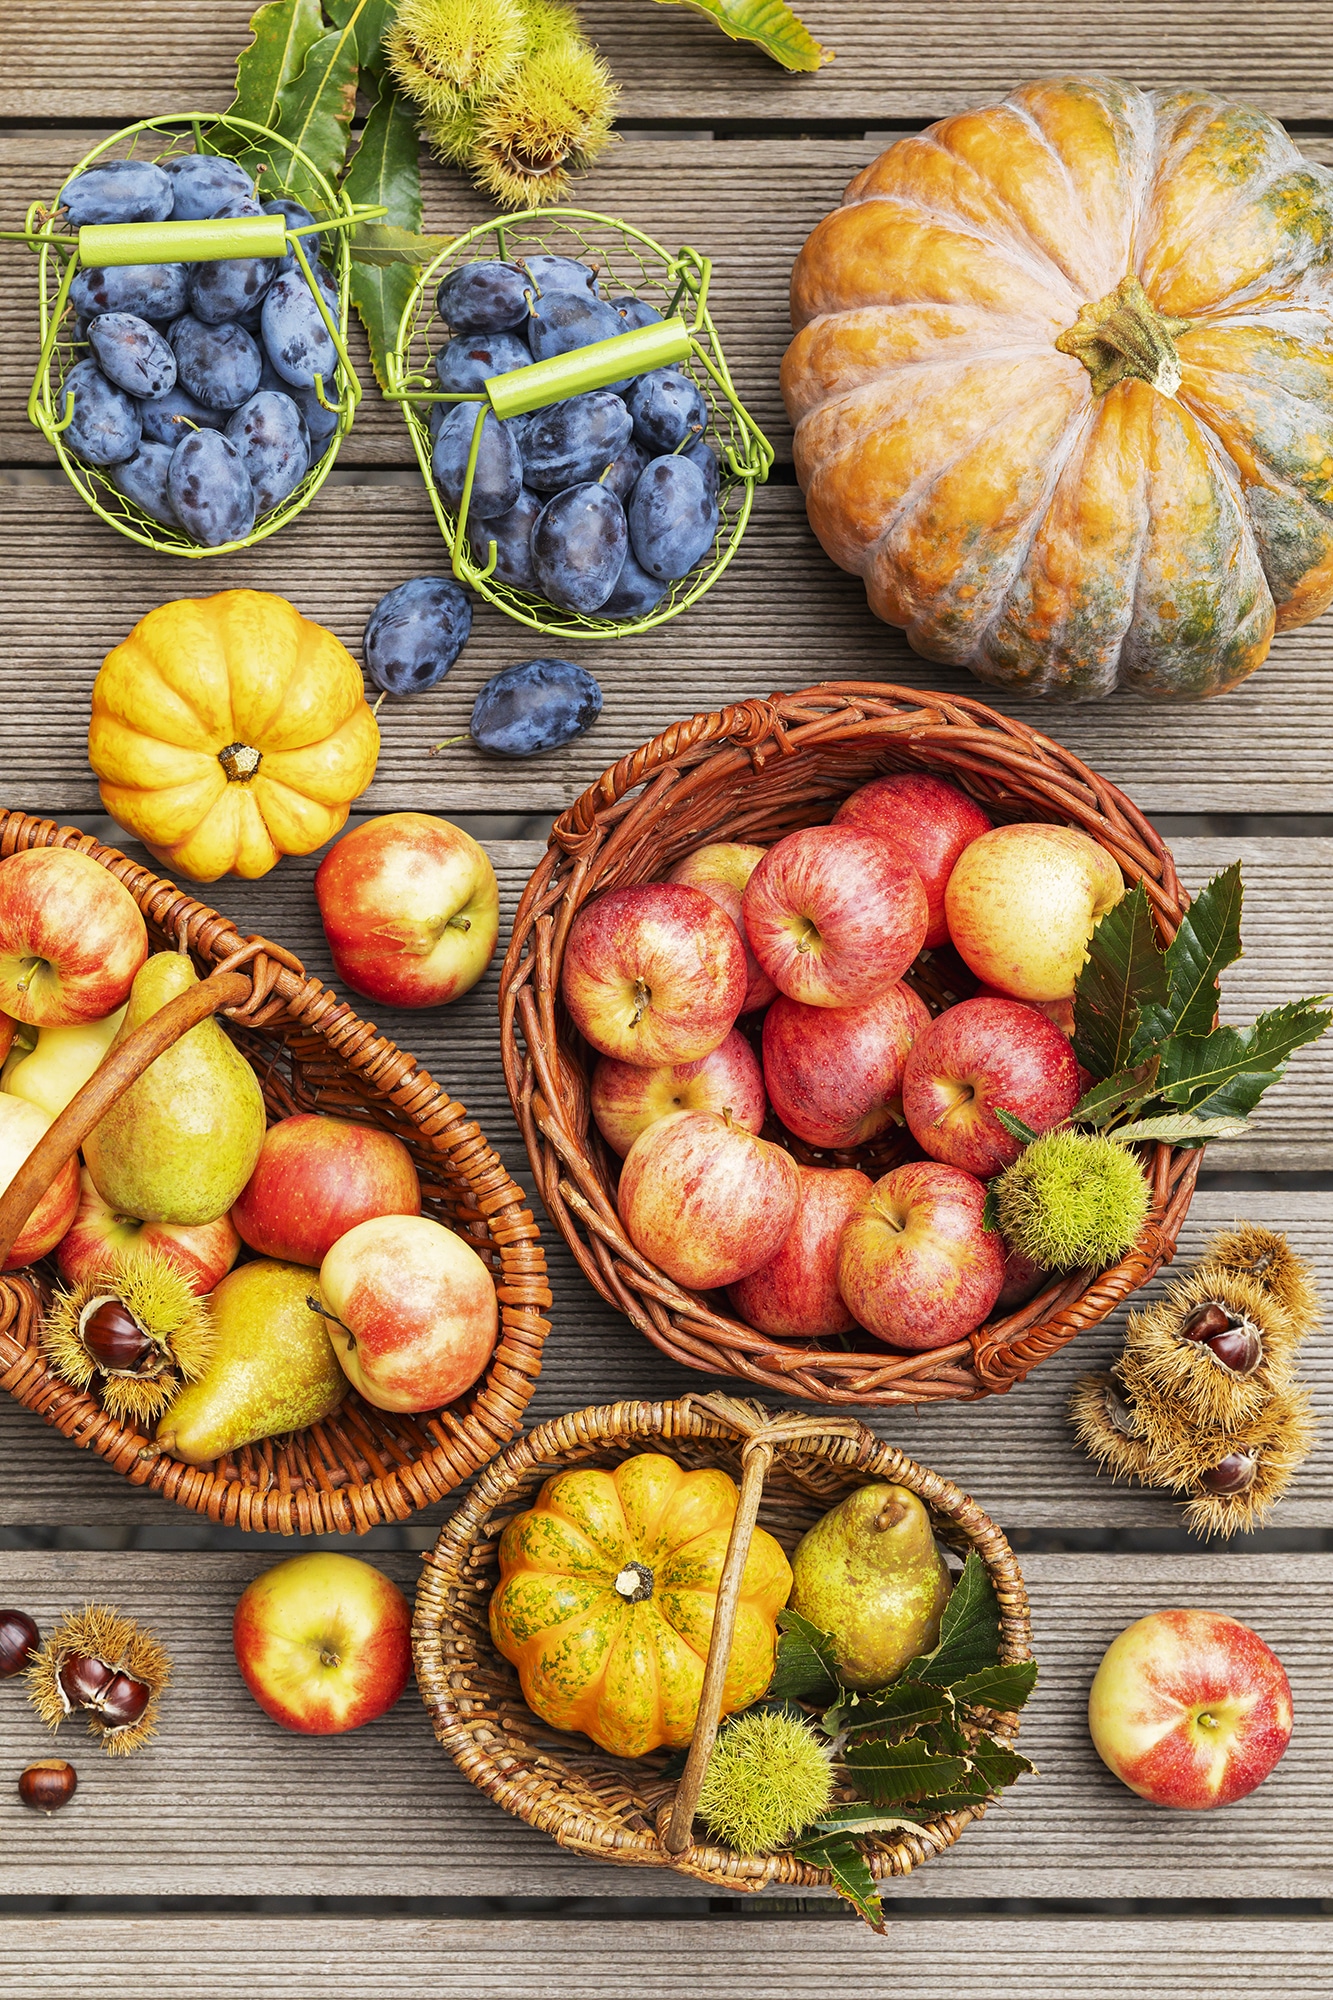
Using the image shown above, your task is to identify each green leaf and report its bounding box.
[326,0,394,69]
[789,1835,884,1932]
[981,1182,1000,1234]
[950,1658,1039,1713]
[1073,883,1168,1079]
[805,1806,927,1837]
[349,222,455,266]
[904,1552,1002,1688]
[1071,1055,1160,1129]
[648,0,834,73]
[968,1739,1037,1790]
[266,3,366,207]
[225,0,325,139]
[844,1737,969,1805]
[341,74,422,392]
[994,1106,1039,1145]
[1111,1110,1253,1146]
[826,1681,946,1738]
[767,1609,841,1704]
[1158,1001,1332,1108]
[1161,863,1244,1039]
[893,1784,996,1814]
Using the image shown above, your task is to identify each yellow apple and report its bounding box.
[944,824,1124,1002]
[1,1006,126,1118]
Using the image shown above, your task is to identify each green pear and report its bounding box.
[156,1260,347,1465]
[788,1483,953,1691]
[83,951,266,1225]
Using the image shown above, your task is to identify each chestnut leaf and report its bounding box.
[788,1834,885,1932]
[1074,882,1167,1080]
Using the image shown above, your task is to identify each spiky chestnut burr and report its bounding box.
[41,1249,214,1425]
[1150,1386,1318,1538]
[385,0,527,126]
[466,20,618,208]
[1068,1370,1155,1483]
[27,1604,171,1757]
[1119,1262,1300,1429]
[1206,1224,1322,1336]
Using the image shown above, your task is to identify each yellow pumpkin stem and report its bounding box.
[216,741,262,783]
[1055,276,1191,399]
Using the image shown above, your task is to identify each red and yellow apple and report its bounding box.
[973,983,1076,1039]
[233,1552,411,1735]
[835,773,992,949]
[319,1213,498,1412]
[0,1094,80,1270]
[617,1109,799,1291]
[233,1113,422,1267]
[57,1166,240,1293]
[762,981,930,1149]
[0,1016,15,1066]
[729,1165,871,1338]
[314,812,500,1010]
[0,847,147,1026]
[901,997,1082,1178]
[667,842,777,1014]
[1,1006,125,1118]
[561,883,747,1067]
[944,823,1124,1003]
[837,1160,1003,1351]
[590,1030,765,1159]
[742,826,928,1009]
[1088,1609,1293,1810]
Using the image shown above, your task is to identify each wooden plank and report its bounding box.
[5,1917,1333,1999]
[3,486,1333,815]
[0,1550,1326,1898]
[8,2,1333,122]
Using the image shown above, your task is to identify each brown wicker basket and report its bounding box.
[414,1393,1032,1894]
[499,682,1201,1406]
[0,810,551,1534]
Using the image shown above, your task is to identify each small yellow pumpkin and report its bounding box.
[88,590,380,882]
[489,1452,793,1758]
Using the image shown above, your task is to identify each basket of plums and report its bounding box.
[499,683,1204,1406]
[25,116,376,553]
[388,210,773,636]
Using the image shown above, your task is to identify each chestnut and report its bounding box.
[99,1671,151,1729]
[1199,1450,1259,1495]
[1179,1301,1234,1344]
[79,1297,152,1374]
[0,1608,39,1677]
[1205,1323,1263,1375]
[18,1759,77,1814]
[58,1651,115,1712]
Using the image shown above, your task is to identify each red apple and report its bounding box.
[561,883,747,1067]
[233,1552,411,1735]
[944,822,1124,1003]
[1088,1609,1293,1809]
[319,1213,498,1412]
[729,1165,871,1338]
[762,981,931,1149]
[233,1113,422,1267]
[0,847,147,1026]
[995,1241,1048,1313]
[837,1159,1003,1350]
[973,983,1076,1039]
[591,1030,765,1159]
[835,774,993,949]
[742,826,928,1009]
[0,1094,80,1270]
[57,1166,240,1293]
[314,812,500,1010]
[901,997,1082,1178]
[667,843,777,1013]
[617,1109,799,1291]
[0,1017,14,1065]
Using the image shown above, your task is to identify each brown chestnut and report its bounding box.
[98,1671,151,1728]
[80,1298,152,1373]
[1179,1301,1234,1344]
[0,1608,39,1677]
[18,1759,77,1814]
[58,1651,115,1712]
[1205,1323,1263,1375]
[1199,1450,1259,1495]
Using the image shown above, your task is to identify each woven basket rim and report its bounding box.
[412,1394,1032,1892]
[0,809,551,1535]
[497,680,1201,1405]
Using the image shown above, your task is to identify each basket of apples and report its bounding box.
[499,683,1201,1405]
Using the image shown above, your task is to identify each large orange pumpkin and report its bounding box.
[489,1452,792,1758]
[782,78,1333,700]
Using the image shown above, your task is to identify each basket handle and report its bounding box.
[0,966,252,1268]
[663,1395,869,1855]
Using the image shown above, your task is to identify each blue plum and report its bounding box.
[517,255,598,299]
[519,391,632,491]
[437,260,531,334]
[110,440,179,529]
[60,359,141,466]
[262,198,319,276]
[681,431,721,499]
[599,439,649,504]
[87,313,177,399]
[70,262,189,324]
[469,487,542,590]
[61,159,172,227]
[140,382,223,445]
[261,268,339,389]
[607,295,663,331]
[165,154,257,220]
[188,242,278,324]
[225,390,310,513]
[526,292,626,382]
[363,577,473,696]
[600,549,666,620]
[625,368,707,454]
[167,429,256,547]
[431,404,523,518]
[532,483,627,613]
[628,455,719,581]
[434,329,531,395]
[470,657,603,758]
[258,354,338,456]
[173,316,263,410]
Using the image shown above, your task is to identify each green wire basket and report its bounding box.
[386,208,774,639]
[13,112,387,558]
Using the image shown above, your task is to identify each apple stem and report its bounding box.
[629,978,651,1029]
[794,918,820,956]
[447,914,471,932]
[307,1295,357,1352]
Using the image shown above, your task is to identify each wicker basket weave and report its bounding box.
[413,1394,1032,1892]
[499,683,1201,1406]
[0,810,551,1534]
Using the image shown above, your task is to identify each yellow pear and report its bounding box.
[83,952,265,1225]
[788,1483,953,1690]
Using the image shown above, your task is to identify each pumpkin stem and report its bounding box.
[217,741,262,784]
[613,1560,654,1603]
[1055,276,1190,399]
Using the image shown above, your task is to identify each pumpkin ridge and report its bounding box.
[843,185,1083,316]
